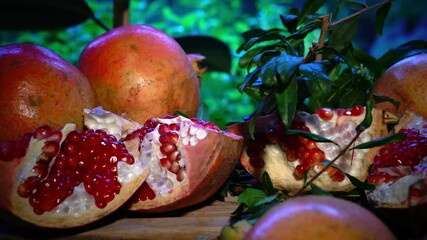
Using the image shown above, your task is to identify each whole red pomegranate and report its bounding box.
[78,24,201,124]
[0,122,148,228]
[0,43,95,142]
[228,106,387,193]
[244,195,396,240]
[373,53,427,119]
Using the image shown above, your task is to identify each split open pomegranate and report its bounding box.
[228,106,388,192]
[0,122,148,228]
[82,107,244,212]
[367,112,427,208]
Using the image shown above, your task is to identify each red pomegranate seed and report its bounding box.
[316,107,334,121]
[160,143,178,156]
[159,132,179,145]
[135,182,156,201]
[33,125,52,140]
[177,168,186,182]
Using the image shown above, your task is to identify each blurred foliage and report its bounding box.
[1,0,426,126]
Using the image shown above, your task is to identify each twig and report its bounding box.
[315,15,330,61]
[329,0,392,29]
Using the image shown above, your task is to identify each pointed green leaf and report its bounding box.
[276,79,298,127]
[261,172,277,195]
[276,53,303,85]
[286,129,338,145]
[299,0,326,24]
[344,0,367,10]
[310,183,333,196]
[299,62,332,97]
[238,188,268,207]
[345,173,375,190]
[375,1,391,35]
[239,67,261,92]
[356,100,373,133]
[329,16,360,51]
[378,40,427,69]
[280,14,298,33]
[371,93,401,112]
[351,132,407,150]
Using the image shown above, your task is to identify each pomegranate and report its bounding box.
[0,122,148,228]
[228,106,388,193]
[373,53,427,119]
[78,24,203,124]
[244,195,396,240]
[367,112,427,208]
[0,43,95,142]
[80,106,244,212]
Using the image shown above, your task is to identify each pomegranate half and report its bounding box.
[0,121,148,228]
[78,24,202,124]
[84,107,244,212]
[228,106,388,193]
[0,43,95,142]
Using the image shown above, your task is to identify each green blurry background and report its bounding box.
[1,0,426,126]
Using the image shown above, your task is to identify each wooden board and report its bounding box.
[0,198,239,240]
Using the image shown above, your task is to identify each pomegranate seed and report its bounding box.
[33,125,52,140]
[177,168,186,182]
[158,124,170,134]
[135,182,156,201]
[294,165,306,178]
[160,158,172,169]
[316,107,334,121]
[160,143,178,156]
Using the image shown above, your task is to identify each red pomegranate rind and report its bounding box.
[128,116,243,212]
[0,124,148,228]
[228,108,387,193]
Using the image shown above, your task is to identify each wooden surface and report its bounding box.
[0,198,239,240]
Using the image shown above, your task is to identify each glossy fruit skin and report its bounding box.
[78,24,200,124]
[0,43,95,142]
[245,195,396,240]
[373,53,427,118]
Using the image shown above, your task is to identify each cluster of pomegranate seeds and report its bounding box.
[368,128,427,186]
[18,128,134,215]
[245,119,345,182]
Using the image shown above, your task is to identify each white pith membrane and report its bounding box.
[83,106,141,140]
[367,113,427,208]
[138,116,208,197]
[253,108,383,192]
[7,112,148,228]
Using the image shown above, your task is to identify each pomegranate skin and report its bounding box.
[78,24,200,124]
[373,53,427,118]
[245,195,396,240]
[0,43,95,142]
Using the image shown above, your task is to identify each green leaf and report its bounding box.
[299,62,332,97]
[378,40,427,69]
[371,93,401,112]
[238,188,268,207]
[351,132,407,150]
[353,48,382,77]
[238,67,261,92]
[260,59,280,87]
[329,16,360,51]
[236,29,287,53]
[374,1,391,35]
[316,46,352,68]
[276,53,303,85]
[280,14,298,33]
[298,0,326,24]
[276,79,298,127]
[338,88,368,108]
[356,100,373,133]
[345,173,375,190]
[344,0,367,10]
[286,129,337,145]
[310,183,333,196]
[261,172,277,195]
